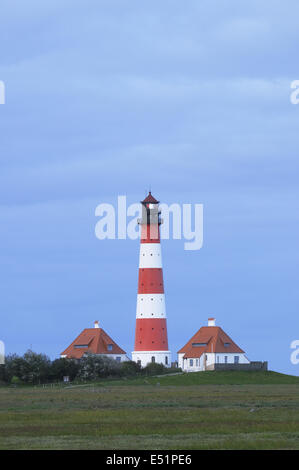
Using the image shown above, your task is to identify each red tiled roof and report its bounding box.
[61,327,126,359]
[177,326,244,359]
[141,191,159,204]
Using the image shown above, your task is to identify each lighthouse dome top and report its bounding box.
[141,191,159,205]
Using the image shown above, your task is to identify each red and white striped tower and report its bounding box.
[132,192,171,367]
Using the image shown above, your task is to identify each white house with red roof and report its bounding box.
[178,318,250,372]
[61,321,129,362]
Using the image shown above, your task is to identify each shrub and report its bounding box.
[10,376,22,385]
[77,353,123,381]
[120,361,142,377]
[0,351,181,385]
[142,362,166,376]
[50,358,80,382]
[2,351,52,384]
[1,354,25,384]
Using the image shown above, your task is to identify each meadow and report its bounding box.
[0,371,299,450]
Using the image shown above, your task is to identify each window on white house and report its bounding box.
[107,344,113,351]
[165,356,168,365]
[116,357,121,362]
[234,356,239,364]
[225,356,228,363]
[196,359,199,366]
[190,359,193,366]
[151,356,155,363]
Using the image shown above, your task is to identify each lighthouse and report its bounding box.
[132,192,171,367]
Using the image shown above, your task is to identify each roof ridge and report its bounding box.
[61,326,126,358]
[177,325,245,356]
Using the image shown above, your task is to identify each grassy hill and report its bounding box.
[0,370,299,450]
[95,370,299,387]
[1,370,298,389]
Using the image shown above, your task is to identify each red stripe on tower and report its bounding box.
[132,192,171,368]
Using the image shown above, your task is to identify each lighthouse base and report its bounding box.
[132,350,171,368]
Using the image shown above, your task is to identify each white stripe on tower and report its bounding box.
[136,294,166,319]
[139,243,162,269]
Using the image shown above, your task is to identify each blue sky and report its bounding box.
[0,1,298,374]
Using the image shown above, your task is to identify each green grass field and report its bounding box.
[0,371,299,450]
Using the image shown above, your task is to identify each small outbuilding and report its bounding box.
[61,321,129,362]
[178,318,251,372]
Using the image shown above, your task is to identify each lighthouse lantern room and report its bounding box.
[132,192,171,367]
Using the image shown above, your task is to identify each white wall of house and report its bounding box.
[178,353,184,370]
[212,353,250,365]
[178,353,205,372]
[103,354,130,363]
[179,352,250,372]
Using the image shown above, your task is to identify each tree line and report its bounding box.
[0,350,179,385]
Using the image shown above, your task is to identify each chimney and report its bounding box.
[94,321,99,329]
[208,318,216,327]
